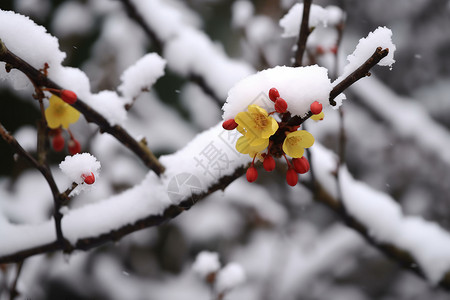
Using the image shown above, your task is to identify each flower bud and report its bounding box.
[316,45,325,55]
[52,133,65,152]
[286,168,298,186]
[269,88,280,102]
[293,156,310,174]
[263,155,276,172]
[82,172,95,185]
[60,90,77,105]
[275,98,288,113]
[222,119,238,130]
[68,138,81,155]
[246,166,258,183]
[310,101,322,115]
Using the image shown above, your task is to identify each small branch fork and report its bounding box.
[0,124,69,251]
[0,39,165,176]
[286,47,389,128]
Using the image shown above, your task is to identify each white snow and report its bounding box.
[118,53,166,100]
[160,123,251,190]
[2,123,450,286]
[215,263,246,293]
[311,142,450,284]
[86,91,128,125]
[129,0,200,42]
[51,1,94,37]
[0,9,66,89]
[351,77,450,165]
[0,216,55,254]
[192,251,221,277]
[164,28,254,99]
[222,65,332,119]
[279,3,328,38]
[180,83,221,130]
[334,26,396,87]
[14,125,37,152]
[59,153,101,195]
[231,0,254,28]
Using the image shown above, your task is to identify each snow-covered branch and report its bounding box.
[0,39,164,176]
[2,124,450,289]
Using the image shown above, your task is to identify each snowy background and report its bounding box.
[1,0,450,299]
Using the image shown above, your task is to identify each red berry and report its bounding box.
[330,45,338,54]
[222,119,238,130]
[274,98,288,113]
[52,134,65,152]
[286,168,298,186]
[293,157,310,174]
[316,45,325,55]
[263,155,276,172]
[268,88,280,102]
[60,90,77,104]
[246,166,258,183]
[82,172,95,185]
[310,101,322,115]
[68,138,81,155]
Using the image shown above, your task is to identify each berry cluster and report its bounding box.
[223,88,323,187]
[51,128,81,155]
[43,88,82,155]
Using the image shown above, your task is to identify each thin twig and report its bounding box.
[330,47,389,105]
[0,39,165,176]
[293,0,313,67]
[9,260,23,300]
[119,0,163,53]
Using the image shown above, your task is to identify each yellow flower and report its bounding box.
[235,105,278,140]
[45,95,80,129]
[311,111,324,121]
[236,134,269,155]
[282,130,315,158]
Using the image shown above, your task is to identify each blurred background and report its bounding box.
[1,0,450,299]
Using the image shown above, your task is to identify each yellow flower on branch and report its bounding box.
[311,111,324,121]
[236,134,269,155]
[45,95,80,129]
[235,104,278,140]
[282,130,315,158]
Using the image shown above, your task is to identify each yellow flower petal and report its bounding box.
[282,130,315,158]
[45,95,80,129]
[235,105,278,140]
[236,135,269,154]
[311,111,324,121]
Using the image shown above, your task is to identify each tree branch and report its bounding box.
[329,47,389,105]
[2,159,450,290]
[293,0,312,67]
[0,39,165,176]
[0,166,246,263]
